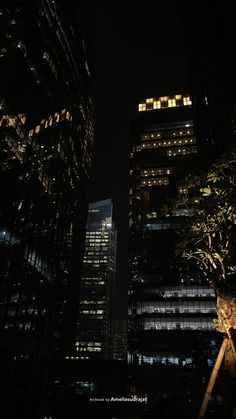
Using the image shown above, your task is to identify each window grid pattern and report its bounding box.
[143,317,215,331]
[138,95,192,112]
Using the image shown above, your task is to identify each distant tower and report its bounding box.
[76,199,117,359]
[112,320,127,361]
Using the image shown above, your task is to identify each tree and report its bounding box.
[173,148,236,334]
[163,146,236,416]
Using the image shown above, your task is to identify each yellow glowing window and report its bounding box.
[160,96,168,102]
[175,94,182,100]
[146,98,154,103]
[153,101,161,109]
[35,125,40,133]
[168,99,176,107]
[28,130,34,138]
[183,97,192,106]
[138,103,146,112]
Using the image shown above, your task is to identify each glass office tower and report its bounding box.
[0,1,95,417]
[128,94,220,416]
[76,199,117,359]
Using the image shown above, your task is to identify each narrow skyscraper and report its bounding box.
[76,199,117,359]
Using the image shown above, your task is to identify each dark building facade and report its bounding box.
[112,319,127,361]
[128,94,222,416]
[76,199,117,360]
[0,1,95,417]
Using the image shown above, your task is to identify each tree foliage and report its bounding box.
[167,147,236,293]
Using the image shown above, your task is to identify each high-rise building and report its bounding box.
[112,320,127,361]
[0,1,95,417]
[76,199,117,360]
[128,94,220,416]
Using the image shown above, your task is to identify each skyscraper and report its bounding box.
[112,320,127,361]
[0,1,95,417]
[76,199,117,360]
[128,94,220,415]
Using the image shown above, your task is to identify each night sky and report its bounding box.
[89,1,190,320]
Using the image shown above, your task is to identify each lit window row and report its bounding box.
[0,113,26,127]
[80,300,105,305]
[83,280,105,285]
[143,286,215,298]
[141,167,172,177]
[138,95,192,112]
[88,247,109,252]
[129,300,216,315]
[141,177,169,187]
[80,310,105,314]
[76,341,102,347]
[141,129,194,141]
[127,353,193,367]
[86,234,109,239]
[76,347,102,352]
[143,317,215,330]
[139,138,196,151]
[167,146,197,156]
[86,236,109,241]
[28,109,72,137]
[86,239,109,243]
[87,231,109,235]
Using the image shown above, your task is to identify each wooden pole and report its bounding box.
[227,328,236,363]
[197,337,228,419]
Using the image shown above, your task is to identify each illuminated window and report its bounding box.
[138,103,146,112]
[153,100,161,109]
[183,96,192,106]
[175,94,182,100]
[146,98,153,103]
[168,99,176,107]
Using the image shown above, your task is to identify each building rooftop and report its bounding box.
[138,94,192,112]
